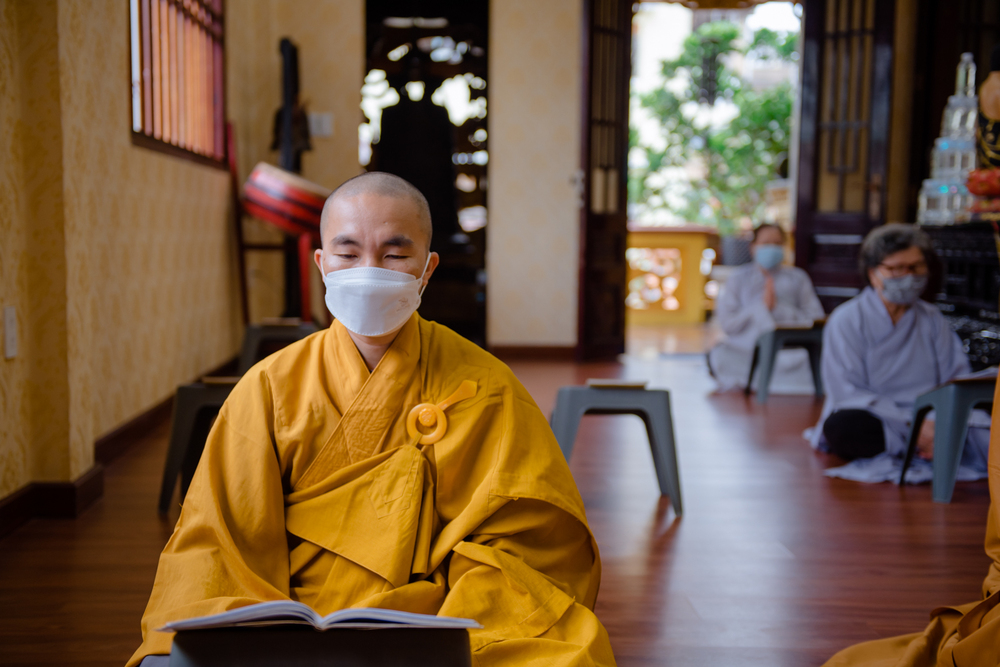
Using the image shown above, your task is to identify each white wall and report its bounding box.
[488,0,583,347]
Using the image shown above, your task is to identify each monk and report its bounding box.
[822,375,1000,666]
[127,172,616,666]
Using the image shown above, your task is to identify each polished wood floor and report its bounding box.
[0,325,993,666]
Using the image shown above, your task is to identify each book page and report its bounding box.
[159,601,322,632]
[159,602,481,632]
[319,608,481,630]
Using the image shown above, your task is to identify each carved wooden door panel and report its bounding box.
[795,0,896,311]
[578,0,632,359]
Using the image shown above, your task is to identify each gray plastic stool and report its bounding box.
[745,324,824,404]
[238,321,319,374]
[899,377,995,502]
[550,386,682,516]
[158,380,236,513]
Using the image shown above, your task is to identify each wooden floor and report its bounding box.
[0,325,993,666]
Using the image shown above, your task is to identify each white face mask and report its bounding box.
[321,253,431,337]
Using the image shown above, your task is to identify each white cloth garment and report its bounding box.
[806,286,990,463]
[823,451,988,485]
[708,263,825,391]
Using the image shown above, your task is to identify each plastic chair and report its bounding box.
[899,376,995,502]
[745,323,824,404]
[549,385,682,516]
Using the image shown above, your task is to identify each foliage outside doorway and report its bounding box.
[629,15,800,236]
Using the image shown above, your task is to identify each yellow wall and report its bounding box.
[0,0,26,499]
[227,0,363,191]
[0,0,72,498]
[487,0,583,346]
[226,0,364,322]
[1,0,244,498]
[57,1,242,478]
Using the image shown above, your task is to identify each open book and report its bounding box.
[160,600,482,632]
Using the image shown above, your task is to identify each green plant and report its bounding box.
[630,22,797,235]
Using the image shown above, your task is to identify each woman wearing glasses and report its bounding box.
[808,223,989,468]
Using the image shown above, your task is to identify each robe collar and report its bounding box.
[858,285,917,342]
[295,314,423,490]
[323,315,422,413]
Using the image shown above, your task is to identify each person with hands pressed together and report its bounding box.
[708,223,825,391]
[127,172,616,667]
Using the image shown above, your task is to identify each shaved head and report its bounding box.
[321,172,432,249]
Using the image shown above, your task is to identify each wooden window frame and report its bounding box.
[129,0,227,170]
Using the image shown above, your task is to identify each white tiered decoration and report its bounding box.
[917,53,978,225]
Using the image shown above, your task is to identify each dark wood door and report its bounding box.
[577,0,632,359]
[795,0,896,312]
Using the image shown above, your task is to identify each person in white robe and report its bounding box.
[808,223,989,481]
[708,224,825,391]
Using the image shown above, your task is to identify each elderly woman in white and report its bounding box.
[708,224,825,391]
[809,223,989,476]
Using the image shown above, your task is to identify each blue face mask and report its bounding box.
[879,273,928,305]
[753,244,784,270]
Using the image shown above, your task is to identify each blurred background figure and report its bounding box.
[809,224,989,475]
[707,223,824,391]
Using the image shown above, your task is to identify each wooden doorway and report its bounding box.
[794,0,896,311]
[577,0,633,360]
[364,1,489,346]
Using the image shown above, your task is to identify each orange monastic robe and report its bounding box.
[823,379,1000,667]
[128,314,615,667]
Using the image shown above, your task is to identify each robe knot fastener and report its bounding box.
[407,380,479,444]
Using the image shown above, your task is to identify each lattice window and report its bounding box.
[588,0,629,216]
[129,0,225,164]
[815,0,876,215]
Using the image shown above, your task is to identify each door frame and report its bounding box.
[576,0,633,360]
[794,0,896,311]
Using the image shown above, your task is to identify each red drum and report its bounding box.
[241,163,333,323]
[242,162,331,236]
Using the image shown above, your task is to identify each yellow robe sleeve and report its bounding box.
[982,379,1000,598]
[433,378,614,667]
[126,371,291,666]
[440,499,615,666]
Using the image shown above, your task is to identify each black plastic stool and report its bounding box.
[157,380,237,514]
[238,321,319,374]
[159,322,320,513]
